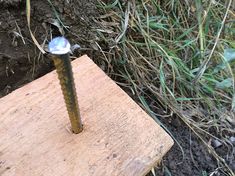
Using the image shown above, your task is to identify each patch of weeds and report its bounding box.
[95,0,235,175]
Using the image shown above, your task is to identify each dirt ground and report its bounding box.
[0,1,233,175]
[0,0,99,97]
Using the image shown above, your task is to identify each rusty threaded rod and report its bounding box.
[48,37,83,134]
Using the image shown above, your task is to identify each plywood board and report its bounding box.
[0,55,173,176]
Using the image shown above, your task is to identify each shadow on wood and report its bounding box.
[0,55,173,176]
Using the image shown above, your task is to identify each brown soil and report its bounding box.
[151,116,218,176]
[0,1,233,176]
[0,0,99,97]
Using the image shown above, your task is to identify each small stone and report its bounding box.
[229,136,235,144]
[211,139,222,148]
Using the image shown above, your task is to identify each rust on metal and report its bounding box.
[48,37,83,134]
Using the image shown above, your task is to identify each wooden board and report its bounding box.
[0,55,173,176]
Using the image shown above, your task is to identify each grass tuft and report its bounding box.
[96,0,235,175]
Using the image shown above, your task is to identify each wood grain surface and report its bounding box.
[0,55,173,176]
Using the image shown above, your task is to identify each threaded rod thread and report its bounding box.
[52,54,83,134]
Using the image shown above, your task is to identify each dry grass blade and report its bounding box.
[115,1,130,43]
[26,0,46,54]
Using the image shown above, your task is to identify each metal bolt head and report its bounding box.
[48,37,71,55]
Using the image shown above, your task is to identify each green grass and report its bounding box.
[96,0,235,175]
